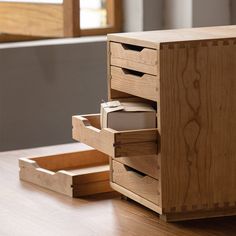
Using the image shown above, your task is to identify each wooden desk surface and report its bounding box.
[0,143,235,236]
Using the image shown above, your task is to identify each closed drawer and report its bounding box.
[72,114,158,158]
[114,155,160,180]
[110,42,158,75]
[110,66,158,101]
[112,160,160,205]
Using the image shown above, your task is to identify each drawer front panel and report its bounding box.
[114,154,160,180]
[110,66,158,101]
[112,160,160,205]
[110,42,158,75]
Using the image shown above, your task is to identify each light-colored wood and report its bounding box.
[72,114,158,158]
[0,2,64,37]
[113,154,160,179]
[107,26,236,221]
[112,160,160,205]
[160,38,236,214]
[0,0,80,38]
[19,148,113,197]
[0,0,122,38]
[110,42,158,75]
[3,144,236,235]
[110,66,159,101]
[108,25,236,49]
[110,182,162,214]
[72,114,116,157]
[30,148,107,171]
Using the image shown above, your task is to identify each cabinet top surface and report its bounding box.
[108,25,236,49]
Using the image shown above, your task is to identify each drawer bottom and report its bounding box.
[110,182,162,214]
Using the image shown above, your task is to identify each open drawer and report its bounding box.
[19,146,113,197]
[72,114,158,158]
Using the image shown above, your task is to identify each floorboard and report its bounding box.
[0,143,235,236]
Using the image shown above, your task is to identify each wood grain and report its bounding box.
[110,42,158,75]
[1,144,236,235]
[0,33,42,42]
[160,39,236,213]
[113,154,160,179]
[30,148,108,171]
[0,0,81,37]
[108,26,236,221]
[0,2,64,37]
[19,147,112,197]
[112,160,160,205]
[63,0,80,37]
[108,25,236,49]
[72,114,158,158]
[110,66,159,101]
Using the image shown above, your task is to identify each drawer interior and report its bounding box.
[19,148,112,197]
[113,154,160,180]
[72,114,158,158]
[30,149,109,173]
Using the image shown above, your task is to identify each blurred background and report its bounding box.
[0,0,235,151]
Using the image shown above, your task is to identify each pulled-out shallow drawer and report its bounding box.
[72,114,158,158]
[19,146,113,197]
[110,42,158,75]
[113,154,160,180]
[112,160,160,205]
[110,66,159,101]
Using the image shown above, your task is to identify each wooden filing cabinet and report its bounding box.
[73,25,236,221]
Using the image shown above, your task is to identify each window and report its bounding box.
[0,0,122,41]
[80,0,122,36]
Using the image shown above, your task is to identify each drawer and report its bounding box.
[19,146,112,197]
[110,42,158,75]
[114,154,160,180]
[112,160,160,205]
[72,114,158,158]
[110,66,158,101]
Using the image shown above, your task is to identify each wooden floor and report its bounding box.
[0,143,236,236]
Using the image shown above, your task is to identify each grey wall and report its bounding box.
[123,0,163,32]
[123,0,143,32]
[143,0,163,30]
[164,0,232,29]
[231,0,236,24]
[0,38,107,151]
[164,0,192,28]
[192,0,231,27]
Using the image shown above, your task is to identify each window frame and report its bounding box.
[0,0,122,41]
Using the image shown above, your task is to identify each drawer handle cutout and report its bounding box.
[122,68,144,78]
[122,43,144,52]
[124,165,147,178]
